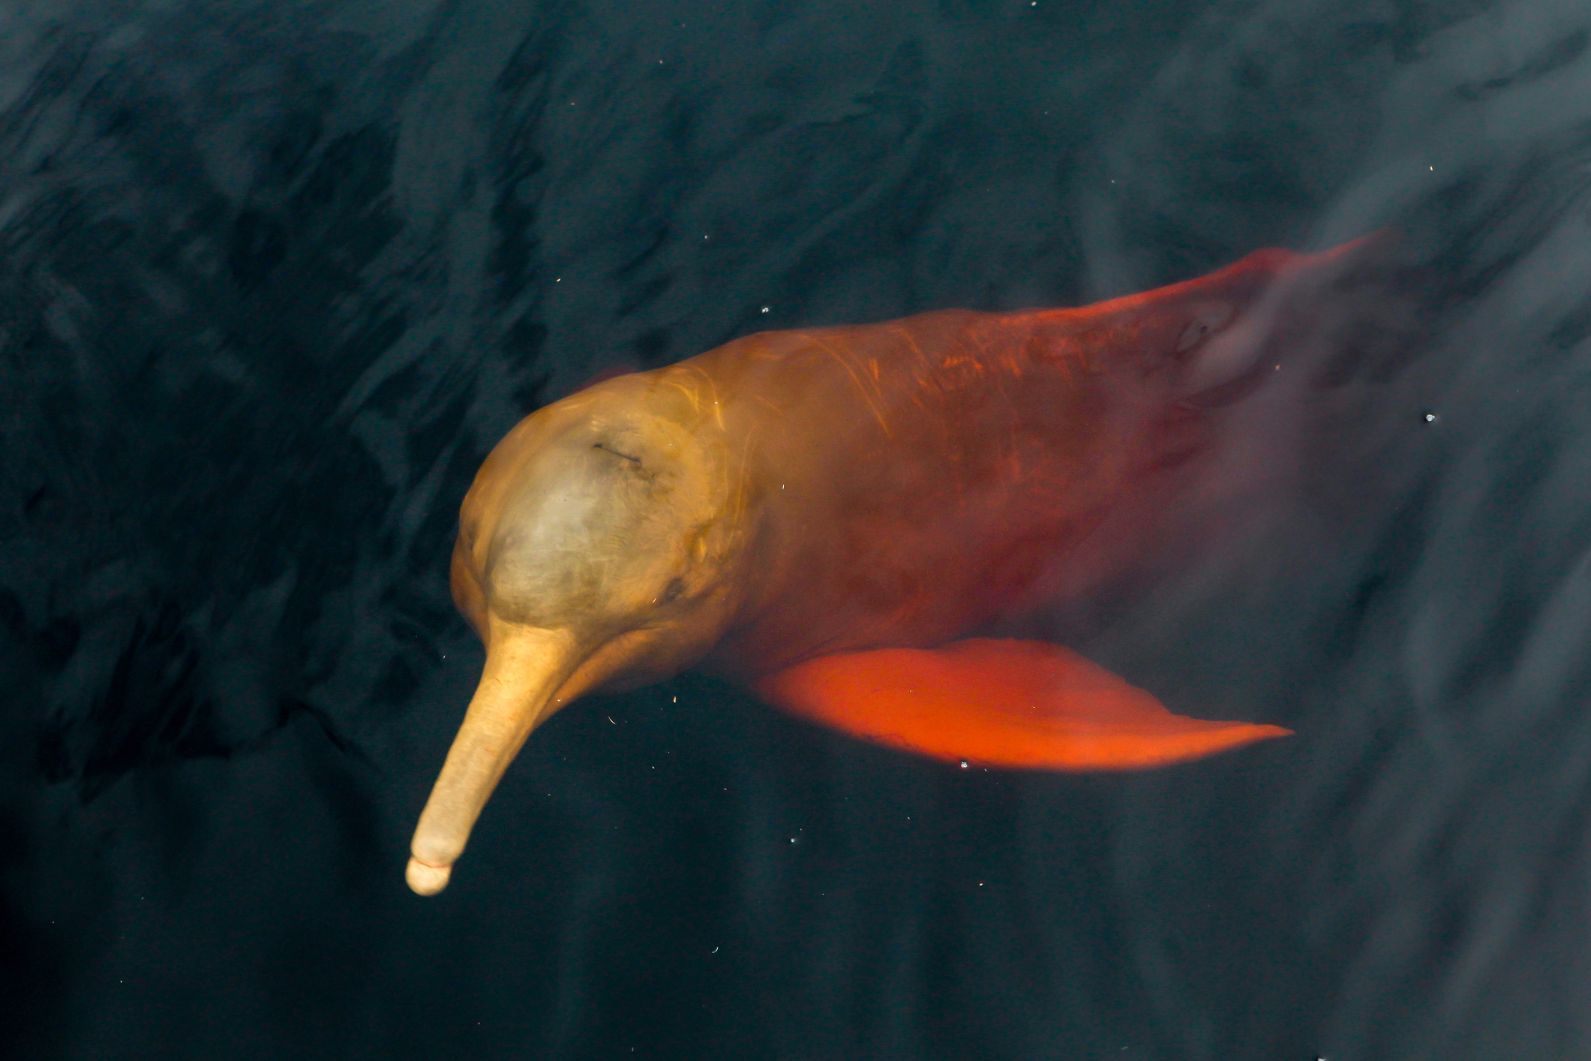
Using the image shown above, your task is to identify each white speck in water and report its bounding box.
[1428,164,1434,172]
[671,695,678,703]
[1424,411,1439,423]
[711,946,719,954]
[760,305,770,314]
[606,715,616,725]
[960,760,969,769]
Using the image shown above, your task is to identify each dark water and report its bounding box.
[5,1,1591,1057]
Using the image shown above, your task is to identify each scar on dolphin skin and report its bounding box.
[405,236,1383,896]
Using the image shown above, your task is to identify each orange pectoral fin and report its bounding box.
[751,638,1291,770]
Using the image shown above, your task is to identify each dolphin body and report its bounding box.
[406,242,1367,896]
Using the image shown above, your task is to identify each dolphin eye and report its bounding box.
[661,577,685,603]
[1177,319,1210,350]
[1174,302,1236,354]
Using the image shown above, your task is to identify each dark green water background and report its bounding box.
[6,1,1591,1057]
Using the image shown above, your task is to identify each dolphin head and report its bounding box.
[407,373,748,895]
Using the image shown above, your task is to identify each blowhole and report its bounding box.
[592,441,642,465]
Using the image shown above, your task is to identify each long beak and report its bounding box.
[406,619,582,896]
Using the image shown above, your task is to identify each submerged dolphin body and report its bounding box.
[406,241,1369,895]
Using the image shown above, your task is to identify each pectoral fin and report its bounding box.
[752,638,1290,769]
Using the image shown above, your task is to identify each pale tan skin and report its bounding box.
[408,374,755,895]
[407,244,1364,895]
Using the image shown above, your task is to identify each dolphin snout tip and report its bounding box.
[406,856,454,896]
